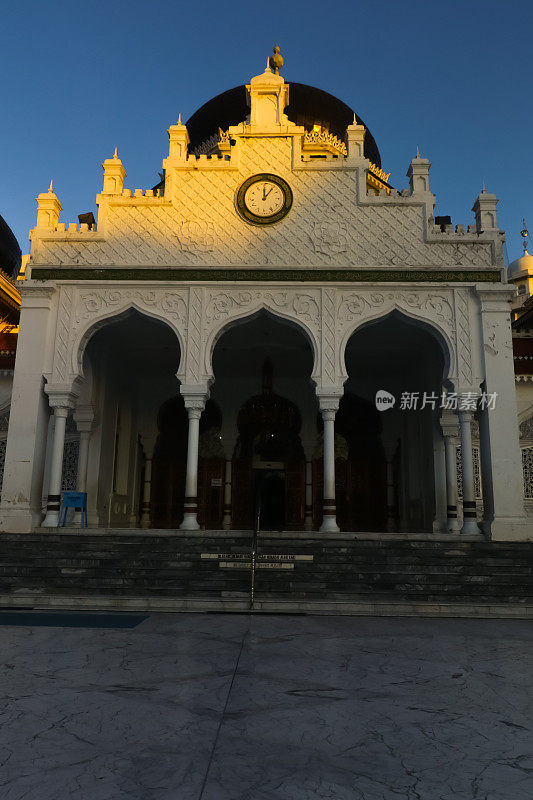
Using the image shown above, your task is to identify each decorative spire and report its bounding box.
[48,179,54,193]
[269,45,284,75]
[113,147,118,159]
[521,219,529,254]
[178,113,182,125]
[416,146,420,159]
[482,181,486,193]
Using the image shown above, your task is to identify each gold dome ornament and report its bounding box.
[269,45,284,75]
[521,219,529,251]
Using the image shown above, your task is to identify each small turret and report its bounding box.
[472,185,499,234]
[102,149,126,195]
[246,50,290,131]
[167,115,190,161]
[407,149,432,196]
[36,180,61,230]
[345,115,366,160]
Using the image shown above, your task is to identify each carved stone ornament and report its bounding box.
[337,291,454,328]
[51,286,188,384]
[204,289,320,329]
[76,289,188,324]
[176,221,215,254]
[310,221,347,255]
[519,417,533,440]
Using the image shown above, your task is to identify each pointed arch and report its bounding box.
[204,305,320,385]
[72,305,185,381]
[340,307,454,384]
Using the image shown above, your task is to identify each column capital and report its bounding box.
[316,389,343,415]
[46,394,78,412]
[51,405,70,419]
[73,404,95,433]
[180,384,209,407]
[45,378,83,411]
[440,410,460,439]
[475,284,514,311]
[457,408,474,424]
[186,405,203,420]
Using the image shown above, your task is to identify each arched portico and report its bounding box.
[208,310,317,530]
[42,309,182,527]
[342,311,457,533]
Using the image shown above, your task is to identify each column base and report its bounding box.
[490,517,533,541]
[140,515,151,529]
[461,518,480,535]
[42,512,59,528]
[320,517,340,534]
[180,513,200,531]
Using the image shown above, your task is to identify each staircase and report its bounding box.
[0,531,532,616]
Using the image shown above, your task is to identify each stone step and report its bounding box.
[1,534,532,606]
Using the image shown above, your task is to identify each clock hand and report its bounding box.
[264,187,273,199]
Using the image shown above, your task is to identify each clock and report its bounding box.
[236,174,292,225]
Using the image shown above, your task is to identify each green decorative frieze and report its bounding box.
[30,267,502,283]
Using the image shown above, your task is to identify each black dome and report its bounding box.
[186,82,381,168]
[0,214,21,279]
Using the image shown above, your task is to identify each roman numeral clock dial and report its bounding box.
[236,173,293,225]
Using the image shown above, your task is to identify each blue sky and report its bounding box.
[2,0,531,261]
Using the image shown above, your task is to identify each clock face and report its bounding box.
[236,174,292,225]
[244,181,285,217]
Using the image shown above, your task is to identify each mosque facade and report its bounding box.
[0,56,531,541]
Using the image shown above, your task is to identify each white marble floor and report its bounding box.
[1,612,532,800]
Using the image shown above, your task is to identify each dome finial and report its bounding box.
[269,44,284,75]
[49,179,54,193]
[416,145,420,159]
[521,219,529,254]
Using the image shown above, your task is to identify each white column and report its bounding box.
[441,412,461,532]
[458,409,479,534]
[476,286,531,540]
[180,399,205,531]
[432,429,447,533]
[74,405,95,494]
[73,411,94,528]
[77,431,90,492]
[304,460,313,531]
[223,459,232,530]
[42,405,70,527]
[317,394,341,534]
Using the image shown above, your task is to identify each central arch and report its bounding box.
[210,310,316,530]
